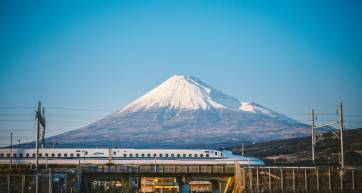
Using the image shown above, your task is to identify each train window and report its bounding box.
[215,152,218,155]
[45,153,48,157]
[221,153,223,156]
[200,154,203,157]
[32,153,35,157]
[113,151,116,155]
[153,154,157,157]
[141,154,145,157]
[206,154,209,157]
[13,153,16,157]
[52,154,55,157]
[64,153,67,157]
[194,154,198,157]
[171,154,174,157]
[188,154,192,157]
[58,153,61,157]
[7,153,10,157]
[85,151,88,155]
[123,154,127,157]
[76,154,80,157]
[183,154,186,157]
[0,153,3,157]
[135,154,139,157]
[165,154,168,157]
[147,154,151,157]
[26,153,29,157]
[70,153,74,157]
[129,154,133,157]
[19,153,23,157]
[159,154,163,157]
[177,154,180,157]
[38,153,42,157]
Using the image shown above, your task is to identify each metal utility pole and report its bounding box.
[41,107,45,148]
[311,103,346,170]
[311,109,316,163]
[35,101,46,193]
[338,102,344,171]
[35,101,46,169]
[36,107,39,171]
[10,132,13,170]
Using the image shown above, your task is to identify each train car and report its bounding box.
[0,148,264,165]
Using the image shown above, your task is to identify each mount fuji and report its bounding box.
[48,75,310,148]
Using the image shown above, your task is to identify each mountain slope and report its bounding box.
[48,75,310,148]
[231,128,362,166]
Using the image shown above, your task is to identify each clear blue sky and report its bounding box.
[0,0,361,145]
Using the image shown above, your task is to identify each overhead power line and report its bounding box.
[0,105,362,116]
[47,106,116,112]
[0,119,34,122]
[0,106,35,110]
[0,113,34,116]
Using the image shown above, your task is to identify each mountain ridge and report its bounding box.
[230,128,362,165]
[47,75,310,148]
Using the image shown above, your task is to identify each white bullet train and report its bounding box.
[0,148,264,165]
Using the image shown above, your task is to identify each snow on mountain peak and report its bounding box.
[239,102,274,115]
[120,75,274,116]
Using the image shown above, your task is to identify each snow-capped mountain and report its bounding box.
[48,75,310,148]
[122,75,274,114]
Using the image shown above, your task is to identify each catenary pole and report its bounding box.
[10,132,13,170]
[311,109,316,163]
[339,103,344,171]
